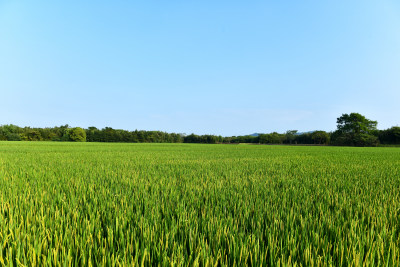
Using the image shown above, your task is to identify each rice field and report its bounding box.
[0,142,399,266]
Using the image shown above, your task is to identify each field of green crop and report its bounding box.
[0,142,399,266]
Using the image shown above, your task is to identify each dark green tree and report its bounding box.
[294,132,313,144]
[285,130,298,144]
[336,113,377,134]
[311,131,330,144]
[0,124,23,140]
[259,132,284,144]
[379,126,400,144]
[332,113,378,146]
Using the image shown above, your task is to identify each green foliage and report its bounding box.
[285,130,298,144]
[0,143,399,265]
[311,130,330,144]
[67,127,87,142]
[332,113,379,146]
[353,132,379,146]
[183,134,221,143]
[1,115,400,146]
[22,130,43,141]
[0,124,22,141]
[294,132,313,144]
[259,132,285,144]
[379,126,400,144]
[0,125,185,143]
[337,113,377,134]
[6,133,21,141]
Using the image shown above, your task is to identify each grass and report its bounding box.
[0,142,399,266]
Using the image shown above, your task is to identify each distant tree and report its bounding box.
[52,124,70,141]
[311,131,329,144]
[259,132,284,144]
[332,113,378,146]
[222,136,234,143]
[285,130,298,144]
[0,124,23,141]
[258,134,268,144]
[294,132,313,144]
[184,134,200,143]
[336,113,377,134]
[68,127,86,142]
[171,133,184,143]
[204,135,217,144]
[7,133,22,141]
[137,131,145,143]
[379,126,400,144]
[23,130,43,141]
[38,128,56,141]
[86,127,98,142]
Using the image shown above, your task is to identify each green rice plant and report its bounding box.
[0,142,399,266]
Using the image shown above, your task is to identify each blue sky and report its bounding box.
[1,1,399,136]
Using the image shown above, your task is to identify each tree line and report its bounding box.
[0,113,399,146]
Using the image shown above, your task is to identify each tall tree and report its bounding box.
[332,113,378,146]
[336,113,377,134]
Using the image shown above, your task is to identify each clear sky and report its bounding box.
[1,1,399,136]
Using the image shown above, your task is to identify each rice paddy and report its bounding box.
[0,142,399,266]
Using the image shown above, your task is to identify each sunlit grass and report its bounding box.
[0,142,399,265]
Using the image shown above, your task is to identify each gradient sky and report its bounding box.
[1,1,399,136]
